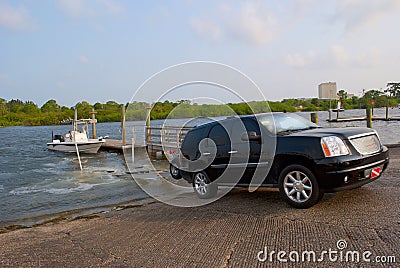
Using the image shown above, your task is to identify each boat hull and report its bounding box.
[47,140,105,154]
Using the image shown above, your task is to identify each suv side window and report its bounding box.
[230,117,260,143]
[243,118,260,136]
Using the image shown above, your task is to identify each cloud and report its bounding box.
[79,55,89,63]
[189,2,279,46]
[0,3,35,31]
[329,45,381,68]
[58,0,123,18]
[333,0,400,32]
[58,0,85,17]
[353,48,382,68]
[285,51,316,68]
[100,0,122,14]
[190,18,221,40]
[285,46,382,69]
[330,45,349,65]
[231,2,279,45]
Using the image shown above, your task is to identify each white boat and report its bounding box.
[47,112,105,154]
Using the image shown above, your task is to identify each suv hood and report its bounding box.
[287,127,376,139]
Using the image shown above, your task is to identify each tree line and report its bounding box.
[0,99,127,126]
[2,82,400,126]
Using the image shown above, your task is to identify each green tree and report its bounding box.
[310,98,320,107]
[7,99,24,113]
[385,82,400,97]
[0,98,7,115]
[75,101,93,118]
[22,101,40,114]
[363,89,383,99]
[105,100,120,109]
[41,99,60,113]
[337,90,348,106]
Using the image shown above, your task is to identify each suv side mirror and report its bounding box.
[241,131,260,141]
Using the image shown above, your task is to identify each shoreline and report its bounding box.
[1,107,400,128]
[0,197,155,234]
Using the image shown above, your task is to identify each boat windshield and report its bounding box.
[257,113,319,135]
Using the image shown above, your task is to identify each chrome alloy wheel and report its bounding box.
[194,172,208,196]
[169,163,182,179]
[171,165,179,176]
[283,171,313,203]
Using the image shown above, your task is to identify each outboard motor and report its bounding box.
[54,135,65,142]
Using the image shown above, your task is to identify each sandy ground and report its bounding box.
[0,148,399,267]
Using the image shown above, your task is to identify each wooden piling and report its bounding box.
[145,106,151,144]
[366,108,372,128]
[90,108,97,139]
[386,101,389,120]
[311,112,318,124]
[121,105,126,146]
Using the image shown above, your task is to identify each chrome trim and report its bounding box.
[211,162,269,168]
[347,131,376,140]
[218,183,278,188]
[326,159,387,174]
[348,133,381,155]
[228,150,238,154]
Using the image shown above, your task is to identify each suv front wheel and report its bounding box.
[192,171,218,199]
[278,164,323,209]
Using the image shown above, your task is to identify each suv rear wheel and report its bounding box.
[278,164,323,209]
[193,171,218,199]
[169,164,182,180]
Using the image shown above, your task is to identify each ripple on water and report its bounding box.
[9,177,122,196]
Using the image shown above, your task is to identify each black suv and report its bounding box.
[170,113,389,208]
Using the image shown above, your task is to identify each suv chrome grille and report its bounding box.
[349,134,381,155]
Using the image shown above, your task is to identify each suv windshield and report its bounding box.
[257,113,319,134]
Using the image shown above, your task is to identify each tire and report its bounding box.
[192,171,218,199]
[169,164,182,180]
[278,164,323,209]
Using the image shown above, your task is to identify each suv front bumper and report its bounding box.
[314,146,389,192]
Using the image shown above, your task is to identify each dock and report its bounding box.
[101,139,133,151]
[327,116,400,122]
[100,124,192,157]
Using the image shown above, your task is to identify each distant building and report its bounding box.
[318,82,337,99]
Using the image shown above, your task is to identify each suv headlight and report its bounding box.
[321,136,349,157]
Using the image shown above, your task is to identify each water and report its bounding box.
[1,108,400,229]
[0,123,150,229]
[297,108,400,144]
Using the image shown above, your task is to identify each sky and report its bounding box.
[1,0,400,107]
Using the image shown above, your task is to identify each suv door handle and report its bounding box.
[228,150,238,154]
[202,152,211,156]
